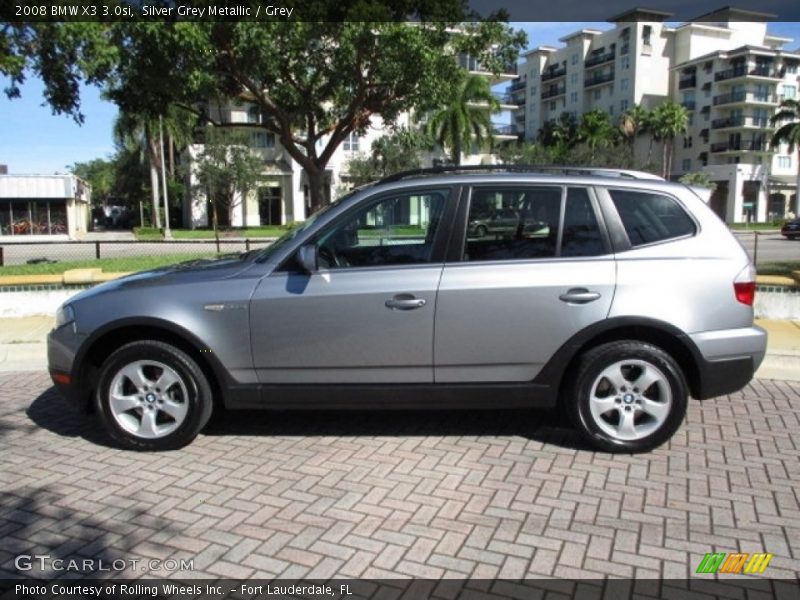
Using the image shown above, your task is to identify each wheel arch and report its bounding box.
[535,317,702,402]
[74,318,228,412]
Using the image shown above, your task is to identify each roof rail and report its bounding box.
[377,164,665,184]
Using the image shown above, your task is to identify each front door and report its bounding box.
[249,188,451,384]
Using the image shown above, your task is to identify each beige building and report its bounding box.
[509,7,800,223]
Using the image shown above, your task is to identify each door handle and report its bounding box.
[385,294,427,310]
[559,288,601,304]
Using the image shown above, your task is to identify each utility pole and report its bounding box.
[159,115,172,239]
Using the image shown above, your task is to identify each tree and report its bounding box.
[345,127,433,187]
[679,171,717,193]
[650,102,689,179]
[3,12,525,216]
[424,72,500,166]
[192,128,263,248]
[68,158,115,205]
[618,104,650,161]
[577,109,617,162]
[770,98,800,215]
[537,112,579,162]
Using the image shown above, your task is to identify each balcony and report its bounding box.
[711,115,770,129]
[681,100,696,111]
[493,124,519,137]
[710,140,769,153]
[715,64,781,82]
[584,71,615,88]
[508,78,526,93]
[458,54,517,79]
[541,66,567,82]
[679,76,697,90]
[541,85,566,99]
[585,50,616,68]
[712,90,778,106]
[715,65,747,82]
[493,92,520,106]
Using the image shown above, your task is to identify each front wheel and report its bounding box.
[567,341,688,453]
[95,340,214,451]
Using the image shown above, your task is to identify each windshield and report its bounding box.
[252,189,364,263]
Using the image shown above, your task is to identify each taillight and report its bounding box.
[733,264,756,306]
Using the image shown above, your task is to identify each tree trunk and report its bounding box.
[306,166,328,215]
[168,133,175,177]
[211,197,220,254]
[661,140,668,179]
[149,163,162,229]
[795,149,800,216]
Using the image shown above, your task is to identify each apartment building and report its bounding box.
[510,7,800,223]
[184,53,516,229]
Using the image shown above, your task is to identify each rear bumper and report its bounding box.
[689,325,767,399]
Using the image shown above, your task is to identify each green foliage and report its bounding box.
[678,172,717,192]
[68,158,115,204]
[649,101,689,178]
[345,128,433,187]
[425,73,500,165]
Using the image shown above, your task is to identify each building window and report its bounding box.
[787,63,798,74]
[620,78,629,92]
[682,136,693,148]
[343,133,360,152]
[247,106,260,124]
[530,85,537,96]
[621,56,630,70]
[609,105,614,116]
[778,156,792,169]
[550,101,556,110]
[784,85,796,99]
[620,99,629,112]
[572,54,578,65]
[593,89,602,100]
[251,131,275,148]
[570,92,578,103]
[682,159,691,171]
[571,74,578,85]
[642,25,652,47]
[688,113,694,126]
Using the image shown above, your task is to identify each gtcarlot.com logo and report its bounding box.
[696,552,773,575]
[15,554,194,573]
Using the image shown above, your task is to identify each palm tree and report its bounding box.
[650,102,689,179]
[425,73,500,166]
[578,109,616,162]
[618,105,650,161]
[770,98,800,216]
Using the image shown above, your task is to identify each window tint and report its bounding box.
[315,190,446,269]
[609,189,696,247]
[562,188,606,257]
[464,187,561,261]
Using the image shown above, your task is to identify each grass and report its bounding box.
[134,226,294,240]
[0,254,220,276]
[758,261,800,278]
[729,222,785,231]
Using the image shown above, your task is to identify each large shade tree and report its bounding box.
[2,6,526,215]
[770,98,800,215]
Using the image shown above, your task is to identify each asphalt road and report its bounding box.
[0,233,798,267]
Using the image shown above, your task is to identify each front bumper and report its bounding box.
[689,325,767,399]
[47,325,90,411]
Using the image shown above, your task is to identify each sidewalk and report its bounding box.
[1,316,797,380]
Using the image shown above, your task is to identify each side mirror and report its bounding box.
[297,244,318,273]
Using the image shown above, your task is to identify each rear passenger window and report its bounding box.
[609,189,696,247]
[562,188,606,257]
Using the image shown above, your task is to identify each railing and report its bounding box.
[585,51,616,68]
[541,86,566,99]
[541,66,567,81]
[679,76,697,89]
[749,66,781,78]
[584,71,615,87]
[508,78,526,92]
[713,91,778,106]
[681,100,696,110]
[715,65,748,82]
[715,65,780,81]
[493,124,518,136]
[493,92,518,105]
[710,140,768,153]
[711,116,770,129]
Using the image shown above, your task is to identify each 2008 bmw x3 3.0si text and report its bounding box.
[48,167,767,452]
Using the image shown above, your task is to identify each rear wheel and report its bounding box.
[568,341,687,453]
[95,340,213,451]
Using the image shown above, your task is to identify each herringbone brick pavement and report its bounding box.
[0,372,798,580]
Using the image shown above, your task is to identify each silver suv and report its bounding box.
[47,167,767,452]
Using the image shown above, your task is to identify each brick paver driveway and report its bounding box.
[1,372,798,580]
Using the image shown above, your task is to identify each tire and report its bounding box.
[94,340,214,451]
[567,341,688,453]
[475,225,488,237]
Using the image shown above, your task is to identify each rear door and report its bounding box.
[434,184,616,382]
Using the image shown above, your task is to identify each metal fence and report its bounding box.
[0,239,273,267]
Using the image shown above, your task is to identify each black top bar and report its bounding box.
[377,165,663,184]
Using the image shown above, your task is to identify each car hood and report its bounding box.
[66,255,261,305]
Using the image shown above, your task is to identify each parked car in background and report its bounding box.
[48,166,766,453]
[781,218,800,240]
[91,205,133,231]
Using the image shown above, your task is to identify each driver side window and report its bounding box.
[316,190,447,269]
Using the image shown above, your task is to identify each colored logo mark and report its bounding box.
[696,552,773,574]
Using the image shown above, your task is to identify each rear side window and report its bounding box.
[562,187,605,257]
[608,189,696,247]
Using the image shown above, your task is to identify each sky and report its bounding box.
[1,21,799,175]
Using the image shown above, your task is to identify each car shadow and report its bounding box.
[28,386,594,452]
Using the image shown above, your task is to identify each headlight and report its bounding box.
[55,304,75,329]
